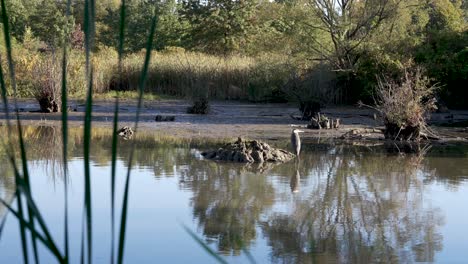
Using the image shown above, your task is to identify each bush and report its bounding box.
[33,54,62,112]
[371,68,437,141]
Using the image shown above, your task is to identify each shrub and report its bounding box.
[33,54,62,112]
[370,68,437,141]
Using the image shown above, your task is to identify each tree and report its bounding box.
[306,0,401,101]
[100,0,187,52]
[180,0,258,55]
[309,0,400,70]
[28,0,74,49]
[427,0,465,32]
[247,0,321,56]
[154,0,188,50]
[0,0,36,40]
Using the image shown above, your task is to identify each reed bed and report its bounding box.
[4,44,296,103]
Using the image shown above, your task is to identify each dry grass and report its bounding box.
[6,47,300,102]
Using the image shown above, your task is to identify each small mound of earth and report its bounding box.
[201,137,295,163]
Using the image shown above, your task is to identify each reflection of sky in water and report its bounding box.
[0,129,467,263]
[428,181,468,263]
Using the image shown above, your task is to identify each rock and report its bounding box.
[187,98,210,114]
[201,138,294,163]
[251,151,264,163]
[155,115,176,122]
[117,126,134,140]
[202,151,217,159]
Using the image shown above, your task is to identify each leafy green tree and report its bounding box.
[154,0,188,50]
[28,0,74,49]
[0,0,35,40]
[99,0,186,52]
[305,0,401,102]
[247,0,320,57]
[427,0,465,31]
[100,0,155,52]
[416,30,468,108]
[180,0,258,55]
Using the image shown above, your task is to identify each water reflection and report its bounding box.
[290,170,300,193]
[262,151,445,263]
[178,161,275,255]
[0,126,467,263]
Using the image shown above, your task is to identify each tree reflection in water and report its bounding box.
[261,147,444,263]
[179,161,276,255]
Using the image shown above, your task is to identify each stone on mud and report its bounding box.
[117,126,134,140]
[201,137,294,163]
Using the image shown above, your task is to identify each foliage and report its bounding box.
[0,0,467,107]
[180,0,258,55]
[28,0,74,48]
[415,30,468,108]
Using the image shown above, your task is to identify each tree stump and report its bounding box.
[307,113,340,129]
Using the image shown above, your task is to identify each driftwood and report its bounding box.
[308,113,340,129]
[340,128,383,140]
[420,132,440,140]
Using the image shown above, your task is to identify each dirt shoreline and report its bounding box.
[1,99,468,142]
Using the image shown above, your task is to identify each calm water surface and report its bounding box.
[0,126,468,263]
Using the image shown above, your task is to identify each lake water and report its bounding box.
[1,126,468,263]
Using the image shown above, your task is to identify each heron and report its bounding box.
[291,129,304,157]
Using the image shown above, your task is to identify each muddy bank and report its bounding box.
[1,99,467,141]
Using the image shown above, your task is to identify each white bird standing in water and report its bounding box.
[291,129,304,157]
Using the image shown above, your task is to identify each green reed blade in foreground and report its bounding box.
[15,192,29,264]
[242,245,257,264]
[61,0,72,260]
[0,0,17,101]
[0,208,7,240]
[16,118,40,264]
[183,225,228,264]
[5,158,64,263]
[61,45,70,264]
[0,52,11,133]
[110,90,119,264]
[117,6,157,264]
[0,50,30,264]
[0,2,33,262]
[83,0,96,262]
[0,196,65,263]
[111,1,127,263]
[14,177,63,258]
[83,73,94,264]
